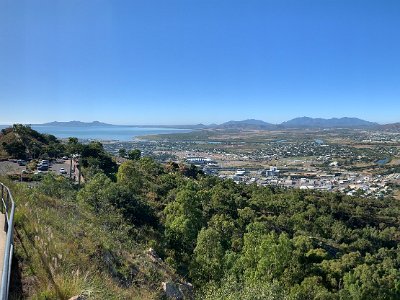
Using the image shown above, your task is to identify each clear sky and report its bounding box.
[1,0,399,125]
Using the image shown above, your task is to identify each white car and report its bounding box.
[59,168,67,174]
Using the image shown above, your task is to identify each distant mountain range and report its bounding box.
[36,121,205,129]
[379,122,400,131]
[280,117,378,128]
[23,118,398,130]
[217,119,276,130]
[39,121,113,127]
[213,117,379,129]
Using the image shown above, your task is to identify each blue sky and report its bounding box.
[1,0,399,125]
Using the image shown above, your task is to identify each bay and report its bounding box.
[1,125,192,141]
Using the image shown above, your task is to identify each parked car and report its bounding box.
[59,168,67,174]
[37,165,48,171]
[17,159,27,166]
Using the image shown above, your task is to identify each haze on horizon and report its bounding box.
[1,0,400,125]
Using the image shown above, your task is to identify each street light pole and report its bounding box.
[69,157,72,179]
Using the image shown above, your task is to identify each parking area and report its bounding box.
[0,161,26,175]
[0,159,75,179]
[50,159,75,177]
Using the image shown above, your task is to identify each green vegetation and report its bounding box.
[4,127,400,299]
[78,141,118,179]
[128,149,141,160]
[118,148,127,158]
[10,163,400,299]
[0,124,64,159]
[140,129,218,142]
[8,175,183,299]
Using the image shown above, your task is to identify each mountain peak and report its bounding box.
[217,119,276,129]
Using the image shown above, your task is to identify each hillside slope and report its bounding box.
[281,117,378,128]
[7,177,191,300]
[0,124,62,160]
[217,119,277,130]
[3,128,399,299]
[7,161,400,299]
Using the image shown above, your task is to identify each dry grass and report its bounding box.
[4,179,170,299]
[394,189,400,201]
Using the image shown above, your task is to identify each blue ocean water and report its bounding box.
[0,125,192,141]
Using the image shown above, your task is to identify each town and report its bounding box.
[1,126,399,200]
[100,128,400,200]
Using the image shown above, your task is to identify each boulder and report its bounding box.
[68,296,85,300]
[162,281,183,299]
[146,247,162,263]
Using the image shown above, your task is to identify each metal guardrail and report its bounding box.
[0,183,15,300]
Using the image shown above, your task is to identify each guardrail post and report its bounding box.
[0,185,3,214]
[3,192,7,233]
[0,182,15,300]
[5,192,8,214]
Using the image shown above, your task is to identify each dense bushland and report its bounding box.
[4,129,400,299]
[11,158,400,299]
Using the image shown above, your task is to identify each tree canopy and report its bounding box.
[74,153,400,299]
[8,133,400,299]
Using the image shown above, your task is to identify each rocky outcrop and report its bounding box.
[162,281,193,300]
[145,248,193,299]
[146,247,162,263]
[68,296,86,300]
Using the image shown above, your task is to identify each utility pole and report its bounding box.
[69,157,72,179]
[77,162,81,186]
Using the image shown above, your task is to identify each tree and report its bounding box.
[164,182,204,271]
[238,222,293,283]
[191,227,224,284]
[29,141,42,159]
[200,275,286,300]
[77,173,116,212]
[80,142,117,176]
[289,276,333,300]
[40,173,76,200]
[118,148,127,158]
[66,137,82,155]
[3,140,26,158]
[117,160,143,195]
[44,142,65,158]
[340,250,400,300]
[128,149,141,160]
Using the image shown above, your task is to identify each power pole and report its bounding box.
[77,162,81,186]
[69,157,72,179]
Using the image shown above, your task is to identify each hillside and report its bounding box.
[281,117,378,128]
[5,141,400,299]
[7,177,191,299]
[2,126,400,299]
[217,119,277,130]
[204,117,379,130]
[24,117,392,131]
[40,121,113,127]
[379,122,400,131]
[0,124,63,160]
